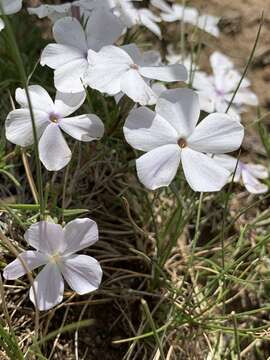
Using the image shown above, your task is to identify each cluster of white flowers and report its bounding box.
[1,0,268,311]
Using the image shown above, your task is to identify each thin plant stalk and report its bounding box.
[0,230,40,338]
[225,13,263,113]
[1,9,45,218]
[141,299,166,360]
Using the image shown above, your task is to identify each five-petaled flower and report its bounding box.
[193,51,258,121]
[214,155,268,194]
[40,8,124,93]
[123,88,244,192]
[5,85,104,171]
[151,0,220,37]
[3,219,102,311]
[85,44,187,105]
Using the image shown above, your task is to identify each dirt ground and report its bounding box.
[194,0,270,110]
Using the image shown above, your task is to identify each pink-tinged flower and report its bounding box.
[193,52,258,121]
[3,219,102,311]
[5,85,104,171]
[214,155,268,194]
[85,44,187,105]
[123,88,244,192]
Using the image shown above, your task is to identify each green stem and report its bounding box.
[226,13,263,113]
[1,12,45,218]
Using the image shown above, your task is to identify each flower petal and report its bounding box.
[192,71,214,91]
[215,69,241,95]
[1,0,22,14]
[41,44,84,70]
[0,19,4,31]
[28,3,71,20]
[120,69,157,105]
[151,0,172,13]
[242,168,268,194]
[245,164,268,179]
[61,254,102,295]
[155,88,200,138]
[53,17,87,52]
[142,50,161,66]
[138,9,161,38]
[59,114,104,142]
[86,8,124,51]
[61,218,99,256]
[192,71,215,93]
[121,44,142,64]
[197,14,220,37]
[3,251,48,280]
[188,113,244,154]
[54,91,86,117]
[152,82,167,97]
[213,154,242,182]
[5,109,49,147]
[197,91,215,113]
[174,4,198,24]
[54,58,88,93]
[15,85,54,113]
[140,64,187,82]
[136,144,181,190]
[229,89,258,106]
[25,221,64,255]
[29,263,64,311]
[210,51,233,74]
[39,123,71,171]
[85,46,132,95]
[181,147,230,192]
[124,106,178,151]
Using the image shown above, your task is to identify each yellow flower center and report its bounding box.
[50,252,61,264]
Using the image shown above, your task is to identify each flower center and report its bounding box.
[50,252,61,264]
[216,89,225,97]
[49,113,59,123]
[178,138,187,148]
[130,63,139,70]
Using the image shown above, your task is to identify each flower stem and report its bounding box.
[226,13,263,113]
[1,12,45,219]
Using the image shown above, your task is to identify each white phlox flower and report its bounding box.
[85,43,187,105]
[28,0,111,22]
[192,52,259,121]
[123,88,244,192]
[40,8,124,93]
[28,0,161,37]
[214,155,268,194]
[28,3,76,23]
[0,0,22,31]
[3,219,103,311]
[113,44,164,103]
[111,0,162,38]
[5,85,104,171]
[150,0,220,37]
